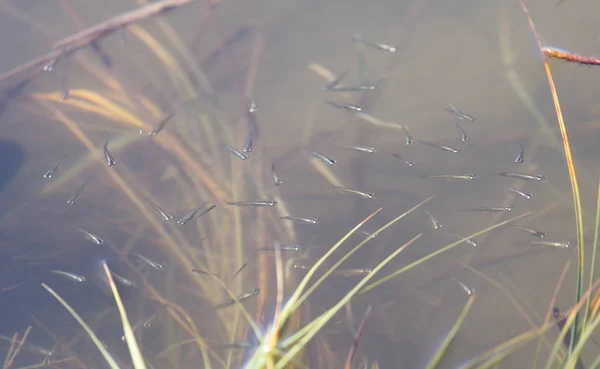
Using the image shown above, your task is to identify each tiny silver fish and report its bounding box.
[426,211,442,230]
[514,225,546,238]
[310,151,337,165]
[103,142,116,166]
[228,200,277,207]
[352,34,397,52]
[148,200,173,221]
[329,85,376,92]
[110,271,135,287]
[326,100,363,112]
[77,228,104,245]
[390,153,415,166]
[404,128,414,145]
[177,204,207,225]
[215,288,260,309]
[258,244,301,252]
[225,145,249,160]
[446,102,476,121]
[515,143,524,163]
[466,206,512,213]
[248,100,258,113]
[419,140,460,154]
[61,76,69,100]
[336,186,375,199]
[67,182,87,205]
[132,253,164,271]
[149,112,175,136]
[446,231,478,247]
[505,186,533,200]
[499,172,545,181]
[272,164,283,185]
[335,268,373,277]
[43,156,65,179]
[50,269,86,282]
[422,174,476,180]
[529,240,570,248]
[342,145,377,154]
[281,216,319,224]
[243,130,253,153]
[456,123,469,142]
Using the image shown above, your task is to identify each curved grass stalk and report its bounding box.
[41,283,120,369]
[583,179,600,328]
[425,293,476,369]
[361,211,533,294]
[518,1,585,349]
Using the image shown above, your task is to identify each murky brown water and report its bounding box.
[1,0,600,368]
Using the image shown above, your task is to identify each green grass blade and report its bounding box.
[425,293,476,369]
[102,262,148,369]
[360,211,533,294]
[582,178,600,330]
[41,283,121,369]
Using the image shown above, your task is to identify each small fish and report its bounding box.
[336,186,375,199]
[43,156,64,179]
[404,128,414,145]
[49,269,86,282]
[446,231,478,247]
[499,172,545,181]
[132,253,164,271]
[329,85,376,92]
[272,164,283,185]
[258,244,300,252]
[191,268,217,276]
[293,263,310,270]
[466,206,512,213]
[446,102,476,121]
[149,112,175,136]
[426,211,442,230]
[225,145,249,160]
[352,34,397,52]
[110,271,135,287]
[143,312,161,329]
[61,76,69,100]
[326,100,363,112]
[177,204,208,225]
[320,71,349,90]
[342,145,377,154]
[67,182,87,204]
[234,263,247,278]
[248,100,258,113]
[451,277,474,295]
[148,199,173,221]
[43,57,59,72]
[77,228,104,245]
[103,142,116,166]
[419,140,460,154]
[529,240,570,248]
[227,200,277,207]
[358,230,378,238]
[310,151,337,165]
[514,225,547,238]
[390,153,414,166]
[456,123,469,142]
[505,186,533,200]
[243,130,254,153]
[335,268,372,277]
[1,282,26,292]
[281,216,319,224]
[515,143,524,163]
[422,174,477,180]
[215,288,260,309]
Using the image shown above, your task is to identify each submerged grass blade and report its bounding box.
[102,262,147,369]
[583,178,600,327]
[518,0,585,347]
[41,283,120,369]
[425,293,475,369]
